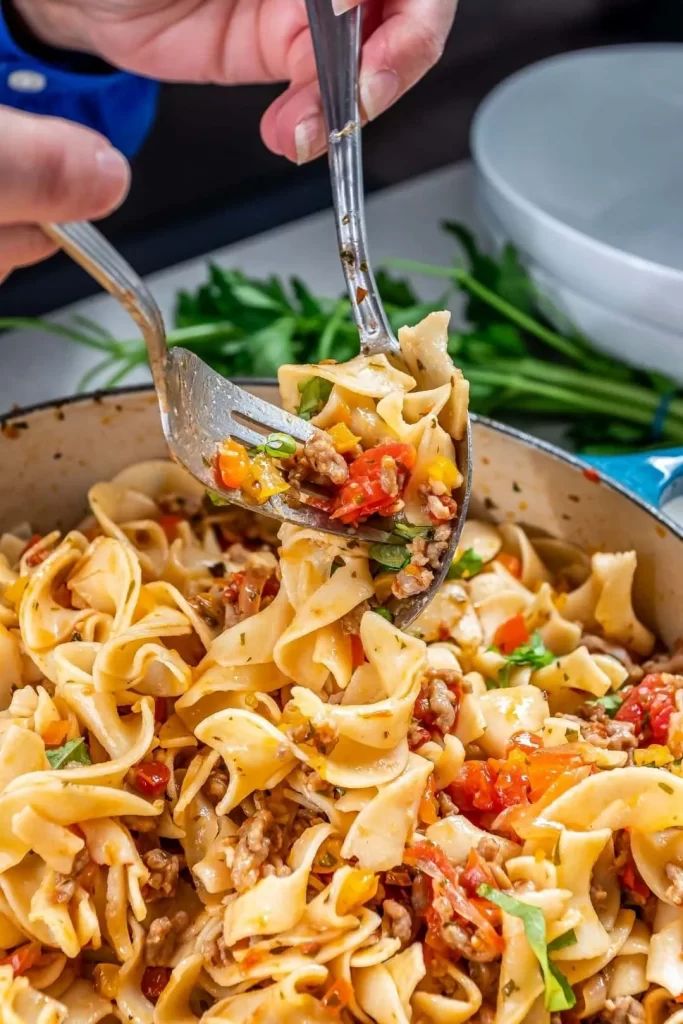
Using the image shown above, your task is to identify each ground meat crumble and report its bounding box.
[142,849,184,901]
[291,432,350,488]
[145,911,190,966]
[382,899,413,947]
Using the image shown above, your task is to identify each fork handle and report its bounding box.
[42,221,170,409]
[305,0,397,356]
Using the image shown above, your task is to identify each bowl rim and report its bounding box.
[3,383,681,543]
[471,44,683,287]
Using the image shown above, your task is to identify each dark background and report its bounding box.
[2,0,681,316]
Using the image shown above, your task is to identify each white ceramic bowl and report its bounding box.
[472,45,683,352]
[477,196,683,382]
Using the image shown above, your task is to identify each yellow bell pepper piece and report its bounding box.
[373,572,395,603]
[633,745,673,767]
[327,422,361,454]
[426,455,461,490]
[337,869,378,915]
[4,577,27,608]
[241,453,290,505]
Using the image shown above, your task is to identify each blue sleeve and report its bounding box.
[0,7,160,156]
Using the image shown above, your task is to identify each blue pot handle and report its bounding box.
[584,448,683,508]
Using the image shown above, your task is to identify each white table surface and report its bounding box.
[3,159,682,523]
[1,162,476,412]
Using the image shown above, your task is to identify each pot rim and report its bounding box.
[3,382,682,542]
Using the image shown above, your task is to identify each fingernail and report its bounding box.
[332,0,357,14]
[360,69,400,121]
[95,146,130,192]
[294,116,326,164]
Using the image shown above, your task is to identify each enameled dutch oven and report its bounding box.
[1,384,682,648]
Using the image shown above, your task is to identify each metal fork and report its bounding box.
[43,0,471,625]
[304,0,471,624]
[42,221,390,543]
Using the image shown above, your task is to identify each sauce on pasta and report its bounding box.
[0,312,679,1024]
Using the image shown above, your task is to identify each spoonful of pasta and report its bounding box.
[43,1,470,628]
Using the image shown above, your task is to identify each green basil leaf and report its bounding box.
[477,885,576,1011]
[262,432,297,458]
[297,378,333,420]
[46,737,92,770]
[504,632,555,669]
[373,607,394,622]
[592,692,623,718]
[547,929,578,953]
[369,543,411,572]
[392,523,432,540]
[206,488,230,506]
[447,548,484,580]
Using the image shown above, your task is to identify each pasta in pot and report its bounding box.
[0,314,682,1023]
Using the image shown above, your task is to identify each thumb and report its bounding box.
[0,105,130,225]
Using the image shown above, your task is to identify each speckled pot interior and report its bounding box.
[1,385,681,648]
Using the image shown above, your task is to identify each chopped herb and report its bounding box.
[251,431,297,459]
[297,377,333,420]
[494,632,554,686]
[369,543,411,572]
[447,547,484,580]
[565,729,580,743]
[592,692,623,718]
[658,781,674,794]
[392,522,432,540]
[478,885,576,1011]
[206,488,230,506]
[547,929,578,953]
[330,556,345,575]
[373,607,394,622]
[502,980,520,998]
[239,632,246,646]
[46,737,91,770]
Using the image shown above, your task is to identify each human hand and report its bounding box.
[13,0,457,163]
[0,106,130,282]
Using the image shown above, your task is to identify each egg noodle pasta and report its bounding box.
[0,312,680,1023]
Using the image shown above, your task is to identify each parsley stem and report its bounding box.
[462,367,683,442]
[489,358,683,425]
[388,259,586,362]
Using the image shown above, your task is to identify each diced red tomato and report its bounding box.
[157,514,183,541]
[405,842,503,957]
[154,698,169,724]
[449,744,586,825]
[350,633,365,669]
[130,760,170,798]
[493,613,529,654]
[223,571,246,605]
[496,552,522,578]
[141,965,171,1003]
[216,439,251,490]
[330,442,416,524]
[508,730,543,753]
[322,977,354,1014]
[0,943,41,976]
[22,534,48,567]
[459,849,497,896]
[615,673,677,745]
